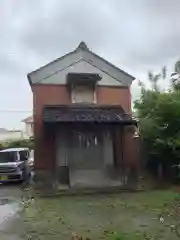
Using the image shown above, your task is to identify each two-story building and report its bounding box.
[22,116,33,138]
[28,42,138,190]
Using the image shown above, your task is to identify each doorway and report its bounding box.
[69,125,105,188]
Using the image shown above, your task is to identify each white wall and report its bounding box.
[25,122,33,138]
[29,48,134,87]
[56,130,68,166]
[41,60,123,86]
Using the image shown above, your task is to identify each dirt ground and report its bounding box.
[0,185,180,240]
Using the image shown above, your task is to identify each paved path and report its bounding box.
[0,185,24,240]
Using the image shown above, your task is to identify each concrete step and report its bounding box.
[69,170,123,188]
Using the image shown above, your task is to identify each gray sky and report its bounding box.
[0,0,180,129]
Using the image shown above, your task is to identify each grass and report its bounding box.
[19,189,180,240]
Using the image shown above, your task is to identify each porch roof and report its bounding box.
[43,105,136,125]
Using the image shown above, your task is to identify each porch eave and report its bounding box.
[43,105,137,125]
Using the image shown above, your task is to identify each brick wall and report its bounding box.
[32,84,133,170]
[97,86,131,113]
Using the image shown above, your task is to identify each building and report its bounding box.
[28,42,138,190]
[22,116,33,138]
[0,128,24,142]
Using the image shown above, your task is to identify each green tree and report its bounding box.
[147,66,166,91]
[0,138,34,150]
[172,60,180,91]
[134,64,180,179]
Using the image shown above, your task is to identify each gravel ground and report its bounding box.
[0,185,180,240]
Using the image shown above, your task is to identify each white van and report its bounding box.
[0,148,31,182]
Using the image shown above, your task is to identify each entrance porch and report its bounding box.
[56,123,125,188]
[42,105,137,190]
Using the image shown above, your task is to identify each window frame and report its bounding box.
[71,84,97,104]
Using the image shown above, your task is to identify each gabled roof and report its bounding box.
[22,116,33,123]
[28,41,135,87]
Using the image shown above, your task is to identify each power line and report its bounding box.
[0,110,32,113]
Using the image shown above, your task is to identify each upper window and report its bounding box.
[67,73,101,104]
[72,85,95,104]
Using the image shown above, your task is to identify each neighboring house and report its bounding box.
[28,41,138,190]
[0,128,24,142]
[22,116,33,138]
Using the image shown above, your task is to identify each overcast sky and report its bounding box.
[0,0,180,129]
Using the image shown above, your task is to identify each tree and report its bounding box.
[134,64,180,180]
[148,66,166,91]
[171,60,180,91]
[0,138,34,150]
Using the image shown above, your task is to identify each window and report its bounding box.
[19,151,29,161]
[72,85,95,103]
[0,152,17,163]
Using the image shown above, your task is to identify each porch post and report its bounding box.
[122,125,139,187]
[34,123,56,191]
[112,125,123,169]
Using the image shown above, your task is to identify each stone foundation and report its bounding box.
[32,168,139,195]
[33,170,57,193]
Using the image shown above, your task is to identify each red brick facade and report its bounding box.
[32,84,136,171]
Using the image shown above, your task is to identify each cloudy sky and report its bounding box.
[0,0,180,129]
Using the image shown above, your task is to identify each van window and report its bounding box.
[19,151,29,161]
[0,152,17,163]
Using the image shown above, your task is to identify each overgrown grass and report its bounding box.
[20,190,180,239]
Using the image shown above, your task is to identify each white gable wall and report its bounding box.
[41,60,123,86]
[83,51,133,86]
[29,48,134,87]
[29,49,82,84]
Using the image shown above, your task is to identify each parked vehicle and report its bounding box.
[0,148,31,183]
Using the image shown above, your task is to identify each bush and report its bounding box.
[0,138,34,150]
